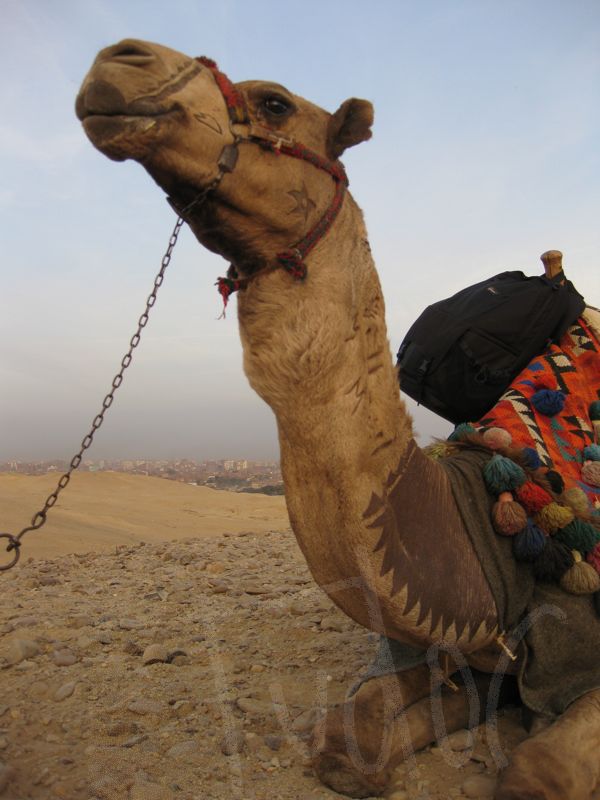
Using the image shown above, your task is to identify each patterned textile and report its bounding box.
[476,315,600,505]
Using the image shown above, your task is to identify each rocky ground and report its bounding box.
[0,528,557,800]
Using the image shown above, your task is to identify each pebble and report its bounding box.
[54,681,77,702]
[236,697,273,716]
[220,729,245,756]
[319,615,345,632]
[205,561,226,574]
[6,638,40,665]
[165,739,199,759]
[127,698,164,715]
[106,720,138,737]
[264,734,285,751]
[52,649,78,667]
[446,728,474,751]
[461,774,497,798]
[142,644,171,665]
[14,615,40,628]
[119,618,143,630]
[39,575,60,586]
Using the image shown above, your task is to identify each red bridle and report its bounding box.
[194,57,349,312]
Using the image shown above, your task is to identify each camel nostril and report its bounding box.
[98,40,155,66]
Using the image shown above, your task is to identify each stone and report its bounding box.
[54,681,77,702]
[447,728,474,751]
[235,697,272,716]
[461,774,497,798]
[106,720,138,737]
[205,561,226,574]
[127,698,164,715]
[319,615,345,632]
[14,615,40,628]
[6,638,40,665]
[263,734,285,751]
[39,575,60,586]
[165,739,199,759]
[51,649,78,667]
[119,619,143,631]
[220,729,245,756]
[142,644,170,665]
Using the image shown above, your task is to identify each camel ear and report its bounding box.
[327,98,374,159]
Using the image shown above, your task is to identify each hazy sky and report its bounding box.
[1,0,599,461]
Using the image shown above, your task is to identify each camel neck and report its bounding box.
[236,196,497,651]
[237,195,412,473]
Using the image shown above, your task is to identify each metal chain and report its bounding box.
[1,212,191,571]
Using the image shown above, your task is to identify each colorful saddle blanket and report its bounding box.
[446,310,600,598]
[477,312,600,504]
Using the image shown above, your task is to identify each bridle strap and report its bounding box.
[194,56,349,312]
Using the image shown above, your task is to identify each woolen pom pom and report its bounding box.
[516,481,553,514]
[561,486,590,515]
[531,388,565,416]
[484,455,527,494]
[521,447,542,469]
[483,427,512,450]
[492,500,527,536]
[555,519,600,554]
[589,400,600,421]
[587,543,600,574]
[535,502,574,534]
[532,539,574,582]
[513,521,547,561]
[582,461,600,488]
[448,423,475,442]
[560,560,600,595]
[545,470,565,494]
[583,444,600,462]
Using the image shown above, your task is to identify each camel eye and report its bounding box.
[262,96,292,116]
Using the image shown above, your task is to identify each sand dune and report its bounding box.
[0,471,289,561]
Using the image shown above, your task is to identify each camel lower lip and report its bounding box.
[82,113,166,140]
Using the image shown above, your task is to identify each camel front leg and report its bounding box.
[311,666,494,798]
[495,688,600,800]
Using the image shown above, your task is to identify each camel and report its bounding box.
[76,40,600,798]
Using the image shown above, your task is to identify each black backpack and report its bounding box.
[396,270,585,424]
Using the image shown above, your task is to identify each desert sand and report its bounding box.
[0,472,290,561]
[0,473,574,800]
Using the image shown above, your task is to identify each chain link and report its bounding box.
[1,212,191,571]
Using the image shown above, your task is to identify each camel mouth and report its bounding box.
[80,109,174,159]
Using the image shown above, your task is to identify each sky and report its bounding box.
[1,0,599,462]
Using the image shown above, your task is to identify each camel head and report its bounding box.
[76,39,374,274]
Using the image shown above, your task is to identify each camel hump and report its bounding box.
[541,249,564,280]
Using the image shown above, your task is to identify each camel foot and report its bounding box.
[311,667,494,798]
[496,689,600,800]
[310,666,431,797]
